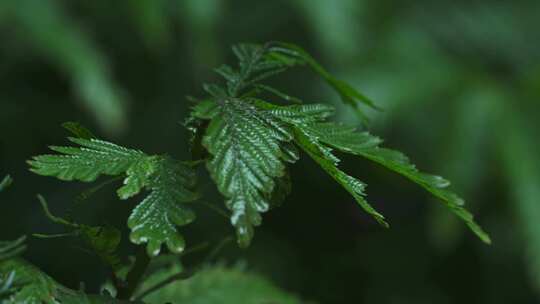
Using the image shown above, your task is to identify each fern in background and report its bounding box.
[0,0,127,134]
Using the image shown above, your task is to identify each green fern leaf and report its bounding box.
[117,156,159,200]
[257,101,490,244]
[210,43,290,98]
[207,41,378,118]
[196,98,295,247]
[267,42,380,116]
[231,44,287,85]
[28,138,146,182]
[311,123,490,243]
[29,137,199,256]
[292,119,388,227]
[128,157,198,256]
[189,42,489,246]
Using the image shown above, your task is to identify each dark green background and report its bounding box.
[1,0,539,303]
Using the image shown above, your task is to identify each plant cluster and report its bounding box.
[0,42,489,303]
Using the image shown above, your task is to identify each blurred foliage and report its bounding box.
[0,236,26,262]
[0,258,142,303]
[0,0,128,135]
[0,175,12,193]
[0,0,539,303]
[139,262,302,304]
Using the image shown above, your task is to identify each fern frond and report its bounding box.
[267,42,380,117]
[310,123,490,243]
[188,42,489,246]
[117,156,160,200]
[29,137,199,256]
[28,138,146,182]
[128,157,199,256]
[196,98,295,247]
[207,41,378,121]
[258,101,490,244]
[291,117,388,227]
[210,44,291,98]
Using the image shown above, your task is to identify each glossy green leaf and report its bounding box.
[197,99,295,247]
[28,138,147,182]
[321,125,489,243]
[215,43,289,97]
[268,41,380,116]
[188,42,489,246]
[293,121,388,227]
[29,137,199,256]
[128,157,199,256]
[117,156,160,200]
[261,101,490,243]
